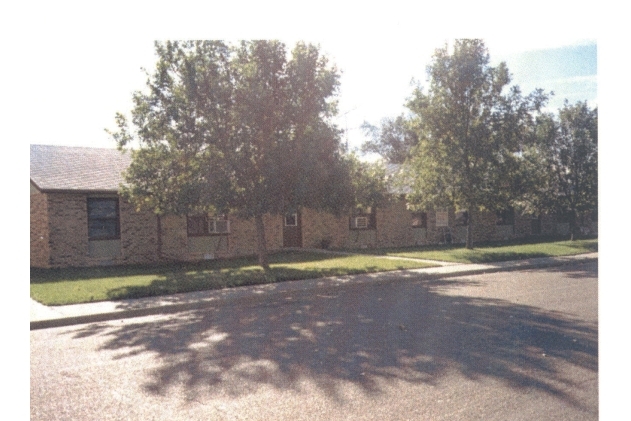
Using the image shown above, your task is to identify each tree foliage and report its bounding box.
[402,39,548,248]
[523,101,598,239]
[361,115,419,164]
[108,40,352,268]
[345,154,390,211]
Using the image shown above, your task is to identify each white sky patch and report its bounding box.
[9,6,597,152]
[14,36,597,153]
[7,1,602,149]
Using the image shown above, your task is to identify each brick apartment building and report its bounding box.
[30,145,587,268]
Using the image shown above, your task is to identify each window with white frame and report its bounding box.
[284,213,298,226]
[187,214,230,236]
[209,217,230,234]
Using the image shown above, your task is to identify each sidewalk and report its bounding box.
[30,252,598,330]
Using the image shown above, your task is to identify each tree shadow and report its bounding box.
[460,248,598,264]
[461,251,550,263]
[544,260,598,279]
[30,251,342,285]
[102,264,417,301]
[68,266,597,407]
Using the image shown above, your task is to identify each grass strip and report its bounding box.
[385,238,598,263]
[30,251,434,306]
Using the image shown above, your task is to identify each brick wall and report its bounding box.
[375,199,416,248]
[301,204,521,251]
[118,200,159,265]
[42,193,158,267]
[302,203,473,250]
[514,214,531,238]
[33,190,590,268]
[159,214,188,261]
[160,213,284,262]
[301,208,348,249]
[227,214,283,256]
[541,214,556,235]
[30,190,50,267]
[47,194,90,267]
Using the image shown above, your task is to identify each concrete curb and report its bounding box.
[30,253,597,331]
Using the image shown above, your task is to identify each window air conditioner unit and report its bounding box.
[353,216,368,229]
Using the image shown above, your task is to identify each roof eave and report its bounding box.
[35,188,121,195]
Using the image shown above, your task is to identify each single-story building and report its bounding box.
[31,144,589,268]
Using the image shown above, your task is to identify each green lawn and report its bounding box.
[30,252,435,306]
[382,238,598,263]
[31,239,598,306]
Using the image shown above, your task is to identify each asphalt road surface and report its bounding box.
[31,260,598,420]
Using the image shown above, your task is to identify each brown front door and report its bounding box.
[283,212,302,248]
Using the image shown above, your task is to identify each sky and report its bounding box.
[327,38,597,153]
[17,36,597,154]
[6,2,600,155]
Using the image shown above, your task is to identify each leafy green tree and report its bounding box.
[361,115,418,164]
[109,40,352,269]
[526,101,598,240]
[403,39,548,248]
[345,154,390,211]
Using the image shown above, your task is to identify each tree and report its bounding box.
[402,39,548,248]
[361,115,418,164]
[526,101,598,240]
[345,154,390,211]
[109,40,352,269]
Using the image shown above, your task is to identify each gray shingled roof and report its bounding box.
[30,144,132,192]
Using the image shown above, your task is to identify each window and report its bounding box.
[87,198,120,240]
[455,210,469,226]
[187,214,230,236]
[285,213,298,226]
[210,217,230,234]
[187,215,207,236]
[496,208,515,226]
[411,212,427,228]
[435,209,449,227]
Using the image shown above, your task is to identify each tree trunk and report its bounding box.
[466,209,474,249]
[254,214,270,270]
[569,211,578,241]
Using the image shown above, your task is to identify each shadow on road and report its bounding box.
[544,260,598,279]
[68,263,598,406]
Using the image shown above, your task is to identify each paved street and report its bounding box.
[31,261,598,420]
